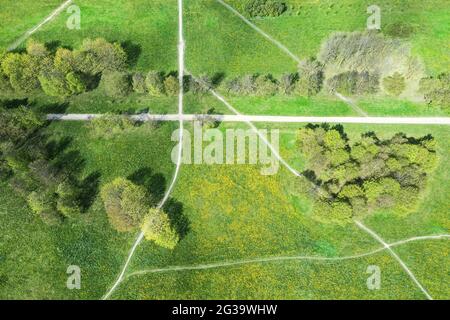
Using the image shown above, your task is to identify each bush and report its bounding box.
[100,178,149,232]
[295,58,323,96]
[132,72,146,93]
[0,106,43,145]
[86,114,135,139]
[145,71,165,96]
[245,0,287,17]
[382,72,405,96]
[163,75,179,96]
[141,208,179,249]
[101,71,130,98]
[327,71,379,95]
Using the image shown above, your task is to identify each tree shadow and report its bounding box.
[128,167,166,206]
[0,98,29,109]
[120,41,142,68]
[78,171,101,212]
[39,102,69,113]
[211,72,226,87]
[164,198,190,240]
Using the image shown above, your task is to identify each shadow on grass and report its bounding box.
[128,166,190,240]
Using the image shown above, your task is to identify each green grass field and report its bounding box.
[0,0,448,300]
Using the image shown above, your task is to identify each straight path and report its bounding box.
[47,113,450,125]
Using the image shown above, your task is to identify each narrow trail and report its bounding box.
[8,0,73,51]
[335,92,369,117]
[123,234,449,281]
[216,0,301,64]
[355,221,434,300]
[102,0,185,300]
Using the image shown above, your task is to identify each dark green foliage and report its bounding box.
[101,71,131,98]
[385,22,415,38]
[65,72,87,94]
[420,73,450,110]
[295,58,324,96]
[1,53,42,93]
[298,125,437,224]
[382,72,406,96]
[0,106,43,147]
[327,71,379,95]
[245,0,287,17]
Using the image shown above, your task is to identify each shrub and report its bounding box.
[0,106,43,145]
[295,58,323,96]
[163,75,179,96]
[382,72,405,96]
[56,181,81,218]
[132,72,146,93]
[141,208,179,249]
[245,0,287,17]
[327,71,379,95]
[86,114,135,139]
[100,178,149,232]
[145,71,165,96]
[101,71,130,98]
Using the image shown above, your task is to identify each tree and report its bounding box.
[54,48,77,74]
[0,106,43,145]
[295,58,323,96]
[164,75,179,96]
[327,71,379,95]
[100,178,150,232]
[383,72,406,96]
[254,74,279,96]
[26,39,49,57]
[1,53,42,92]
[279,73,298,95]
[66,72,87,94]
[77,38,127,74]
[141,208,179,249]
[39,71,72,97]
[132,72,146,93]
[145,71,165,96]
[420,73,450,110]
[189,74,212,94]
[101,71,130,98]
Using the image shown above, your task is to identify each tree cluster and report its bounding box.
[298,124,437,224]
[245,0,287,17]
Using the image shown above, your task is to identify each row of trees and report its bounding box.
[0,38,127,97]
[100,177,179,249]
[297,124,437,225]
